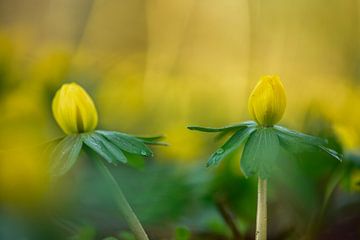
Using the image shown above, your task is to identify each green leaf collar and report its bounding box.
[188,121,342,179]
[49,130,165,177]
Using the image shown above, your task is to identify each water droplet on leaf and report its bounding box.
[216,148,224,154]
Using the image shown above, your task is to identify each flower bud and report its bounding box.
[52,83,98,134]
[248,75,286,127]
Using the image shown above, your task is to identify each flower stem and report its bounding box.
[94,159,149,240]
[256,177,267,240]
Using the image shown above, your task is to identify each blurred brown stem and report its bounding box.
[215,197,242,240]
[256,177,267,240]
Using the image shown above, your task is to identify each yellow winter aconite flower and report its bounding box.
[52,83,98,134]
[248,75,286,127]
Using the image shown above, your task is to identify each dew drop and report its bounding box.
[216,148,224,154]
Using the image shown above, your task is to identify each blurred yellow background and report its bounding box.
[1,0,360,208]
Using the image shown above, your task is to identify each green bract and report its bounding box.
[188,121,342,179]
[49,130,166,177]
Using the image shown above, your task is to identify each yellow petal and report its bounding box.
[52,83,98,134]
[248,75,286,126]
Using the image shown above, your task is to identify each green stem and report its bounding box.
[95,159,149,240]
[256,177,267,240]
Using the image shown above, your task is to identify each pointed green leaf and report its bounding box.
[241,128,280,179]
[136,135,168,146]
[188,121,256,133]
[319,145,342,161]
[274,125,327,146]
[275,126,342,161]
[83,133,125,164]
[41,137,65,159]
[95,133,128,164]
[139,141,167,146]
[207,126,256,167]
[276,131,316,154]
[83,133,113,163]
[50,135,83,177]
[136,135,164,141]
[42,137,64,150]
[97,130,153,157]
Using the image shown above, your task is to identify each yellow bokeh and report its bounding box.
[0,148,49,207]
[157,121,205,163]
[0,0,360,207]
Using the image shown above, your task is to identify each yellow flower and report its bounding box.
[248,75,286,127]
[52,83,98,134]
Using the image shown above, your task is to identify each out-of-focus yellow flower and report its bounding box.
[248,75,286,127]
[0,149,48,207]
[52,83,98,134]
[333,124,360,151]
